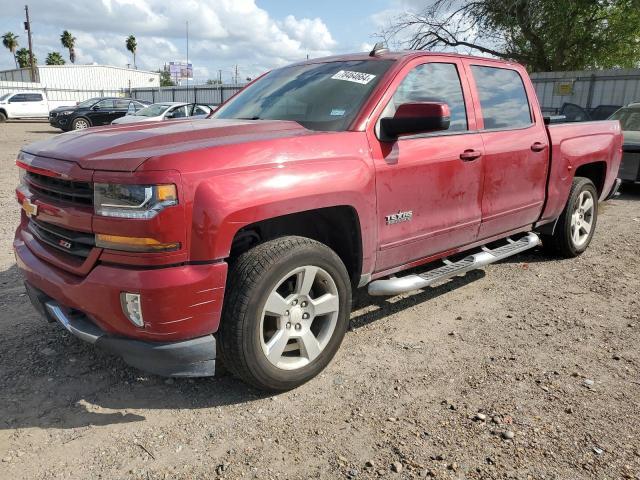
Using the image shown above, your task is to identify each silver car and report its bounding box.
[111,102,213,125]
[610,103,640,183]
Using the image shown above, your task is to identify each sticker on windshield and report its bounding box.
[330,108,346,116]
[331,70,376,85]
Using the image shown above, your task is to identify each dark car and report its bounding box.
[49,97,150,131]
[609,102,640,183]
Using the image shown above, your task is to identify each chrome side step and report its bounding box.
[368,232,541,296]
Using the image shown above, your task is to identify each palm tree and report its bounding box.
[126,35,137,69]
[60,30,76,63]
[15,48,36,69]
[2,32,19,68]
[46,51,66,65]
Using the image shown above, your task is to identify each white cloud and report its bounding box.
[0,0,337,82]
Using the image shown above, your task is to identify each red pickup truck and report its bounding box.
[14,49,622,391]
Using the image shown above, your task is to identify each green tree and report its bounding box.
[60,30,76,63]
[381,0,640,71]
[2,32,19,68]
[126,35,137,68]
[159,68,175,86]
[16,48,36,69]
[46,51,66,65]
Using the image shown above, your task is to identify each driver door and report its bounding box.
[368,58,484,273]
[87,99,115,125]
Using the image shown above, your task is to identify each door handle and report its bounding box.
[460,149,482,161]
[531,142,547,152]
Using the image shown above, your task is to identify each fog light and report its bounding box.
[120,292,144,327]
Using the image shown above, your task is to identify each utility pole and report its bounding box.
[218,69,222,84]
[234,64,238,84]
[24,5,36,81]
[186,20,190,100]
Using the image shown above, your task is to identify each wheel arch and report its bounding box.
[228,206,364,287]
[573,161,607,197]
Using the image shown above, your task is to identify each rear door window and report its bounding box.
[26,93,43,101]
[115,99,131,110]
[471,66,532,129]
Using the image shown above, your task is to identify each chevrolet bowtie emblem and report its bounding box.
[22,198,38,218]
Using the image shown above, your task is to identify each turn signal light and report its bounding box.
[95,234,180,253]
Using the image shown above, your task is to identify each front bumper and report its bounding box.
[15,231,227,377]
[26,283,216,377]
[49,114,70,129]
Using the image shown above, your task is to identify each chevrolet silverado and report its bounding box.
[14,48,622,391]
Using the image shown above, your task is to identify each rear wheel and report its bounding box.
[542,177,598,257]
[218,236,351,391]
[72,117,90,130]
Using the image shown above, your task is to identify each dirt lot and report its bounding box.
[0,122,639,480]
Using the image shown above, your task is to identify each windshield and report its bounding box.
[213,60,394,131]
[135,103,173,117]
[610,107,640,131]
[0,93,11,101]
[77,97,101,108]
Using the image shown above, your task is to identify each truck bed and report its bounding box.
[540,120,622,224]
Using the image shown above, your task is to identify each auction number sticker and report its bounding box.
[331,70,376,85]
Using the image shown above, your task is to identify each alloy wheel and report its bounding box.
[259,265,340,370]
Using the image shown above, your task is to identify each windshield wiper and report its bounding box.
[237,116,261,120]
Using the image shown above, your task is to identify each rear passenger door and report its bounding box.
[464,61,550,239]
[111,99,133,122]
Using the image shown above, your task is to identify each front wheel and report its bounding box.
[71,117,90,130]
[218,236,352,391]
[0,111,6,122]
[542,177,598,257]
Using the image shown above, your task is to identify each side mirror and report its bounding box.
[380,102,451,141]
[92,104,100,111]
[164,111,175,119]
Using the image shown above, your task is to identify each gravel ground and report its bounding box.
[0,122,639,480]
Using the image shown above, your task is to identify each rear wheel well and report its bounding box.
[229,206,363,286]
[574,162,606,196]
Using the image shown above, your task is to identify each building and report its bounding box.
[0,64,160,106]
[0,64,159,89]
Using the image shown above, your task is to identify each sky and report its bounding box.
[0,0,426,83]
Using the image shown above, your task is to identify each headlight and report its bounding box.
[94,183,177,219]
[60,111,73,115]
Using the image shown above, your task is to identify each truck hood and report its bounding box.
[22,119,312,171]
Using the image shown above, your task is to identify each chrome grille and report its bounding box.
[25,171,93,206]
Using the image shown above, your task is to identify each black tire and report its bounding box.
[218,236,352,391]
[71,117,91,130]
[542,177,598,258]
[0,111,7,122]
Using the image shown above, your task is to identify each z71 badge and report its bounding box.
[385,210,413,225]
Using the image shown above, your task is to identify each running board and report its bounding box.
[368,232,541,296]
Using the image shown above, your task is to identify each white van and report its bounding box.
[0,91,54,121]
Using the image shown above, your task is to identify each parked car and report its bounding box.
[0,90,75,121]
[550,102,623,123]
[609,102,640,183]
[111,102,213,125]
[15,49,622,391]
[49,97,149,131]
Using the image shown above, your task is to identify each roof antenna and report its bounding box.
[369,42,389,57]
